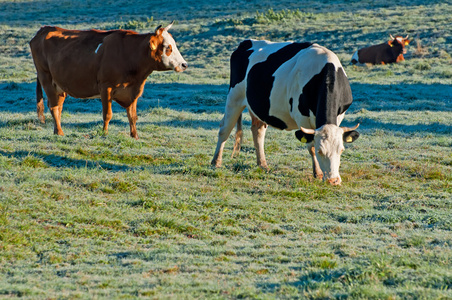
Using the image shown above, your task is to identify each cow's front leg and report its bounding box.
[100,87,113,135]
[250,114,268,169]
[308,144,323,180]
[126,100,138,139]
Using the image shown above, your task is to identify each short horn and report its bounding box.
[404,34,409,40]
[165,20,175,31]
[341,123,360,132]
[389,34,394,40]
[300,126,315,135]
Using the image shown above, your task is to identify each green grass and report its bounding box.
[1,0,452,298]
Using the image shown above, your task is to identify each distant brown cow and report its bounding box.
[29,22,187,138]
[351,35,410,65]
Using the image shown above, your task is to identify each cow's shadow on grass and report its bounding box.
[344,118,452,135]
[1,82,450,134]
[349,82,451,113]
[0,149,204,175]
[0,150,135,172]
[256,268,346,295]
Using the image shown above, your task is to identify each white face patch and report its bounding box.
[95,43,102,54]
[313,124,345,181]
[161,30,187,72]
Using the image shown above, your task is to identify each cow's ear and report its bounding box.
[343,130,359,143]
[388,40,394,47]
[150,36,158,51]
[295,130,314,143]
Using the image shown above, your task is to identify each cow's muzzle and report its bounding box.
[327,177,342,186]
[175,62,188,72]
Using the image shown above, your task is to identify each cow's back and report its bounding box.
[243,40,312,130]
[356,43,385,64]
[30,26,113,64]
[30,26,118,98]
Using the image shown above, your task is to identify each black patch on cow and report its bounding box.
[246,42,312,130]
[298,63,352,128]
[229,39,253,89]
[295,130,314,143]
[289,97,293,112]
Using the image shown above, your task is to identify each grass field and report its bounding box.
[1,0,451,298]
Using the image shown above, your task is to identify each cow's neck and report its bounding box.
[125,34,162,80]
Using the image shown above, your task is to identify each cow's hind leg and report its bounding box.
[231,113,243,158]
[39,73,66,135]
[308,143,323,180]
[36,78,45,124]
[211,88,246,167]
[250,113,268,169]
[126,100,138,139]
[212,108,245,167]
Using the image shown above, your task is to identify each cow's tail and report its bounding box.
[36,77,45,123]
[231,113,243,158]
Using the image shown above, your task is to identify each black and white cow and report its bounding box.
[211,39,359,185]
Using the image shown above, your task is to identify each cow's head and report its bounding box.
[299,124,359,185]
[150,21,188,72]
[388,34,410,54]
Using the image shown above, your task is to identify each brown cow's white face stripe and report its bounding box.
[161,30,187,72]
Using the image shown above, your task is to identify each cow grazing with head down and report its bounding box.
[351,35,410,65]
[29,22,187,139]
[212,39,359,185]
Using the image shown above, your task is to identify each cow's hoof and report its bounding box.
[314,173,324,180]
[211,160,222,168]
[259,164,269,171]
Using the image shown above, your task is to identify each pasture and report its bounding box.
[0,0,451,298]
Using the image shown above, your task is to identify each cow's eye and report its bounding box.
[165,44,172,56]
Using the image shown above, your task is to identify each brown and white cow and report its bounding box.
[29,22,187,138]
[212,39,359,185]
[351,35,410,65]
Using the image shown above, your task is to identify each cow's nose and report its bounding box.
[328,177,342,186]
[181,62,188,70]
